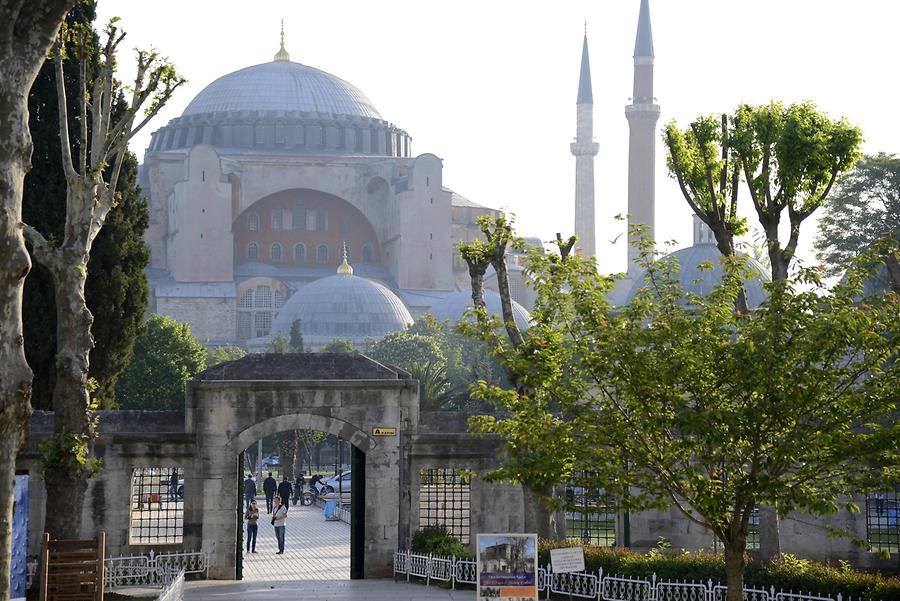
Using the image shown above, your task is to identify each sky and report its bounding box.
[96,0,900,275]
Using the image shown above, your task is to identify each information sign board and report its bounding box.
[550,546,585,574]
[477,533,538,601]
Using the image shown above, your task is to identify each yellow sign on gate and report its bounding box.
[373,427,397,436]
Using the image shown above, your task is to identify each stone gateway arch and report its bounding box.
[187,354,417,578]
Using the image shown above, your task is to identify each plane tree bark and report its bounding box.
[0,2,77,598]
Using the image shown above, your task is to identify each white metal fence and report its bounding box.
[392,550,884,601]
[104,550,208,588]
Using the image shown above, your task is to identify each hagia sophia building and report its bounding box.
[140,0,769,350]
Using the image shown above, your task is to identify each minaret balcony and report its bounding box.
[570,141,599,156]
[625,103,661,117]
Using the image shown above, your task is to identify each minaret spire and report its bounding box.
[274,19,291,62]
[571,29,599,258]
[625,0,660,274]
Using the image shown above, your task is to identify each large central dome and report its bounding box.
[181,60,382,120]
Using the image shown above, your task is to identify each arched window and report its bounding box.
[270,243,283,262]
[247,242,259,260]
[271,208,283,231]
[316,244,328,263]
[248,213,259,232]
[293,243,306,263]
[362,244,373,263]
[238,288,254,308]
[255,285,272,308]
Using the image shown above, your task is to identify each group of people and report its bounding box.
[242,472,299,554]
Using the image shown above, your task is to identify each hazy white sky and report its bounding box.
[96,0,900,275]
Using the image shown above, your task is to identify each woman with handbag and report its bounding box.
[272,496,288,554]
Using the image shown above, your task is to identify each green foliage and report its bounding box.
[536,542,900,600]
[411,526,473,559]
[405,361,466,411]
[320,339,355,353]
[814,153,900,278]
[466,216,900,595]
[116,315,206,410]
[39,431,102,479]
[667,101,863,281]
[23,1,150,409]
[266,332,292,354]
[367,330,445,368]
[289,319,304,352]
[205,345,246,368]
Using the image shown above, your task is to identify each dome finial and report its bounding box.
[337,241,353,275]
[274,19,291,62]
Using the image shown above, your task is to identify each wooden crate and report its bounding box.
[39,532,105,601]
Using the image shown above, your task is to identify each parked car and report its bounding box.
[261,455,281,470]
[323,471,351,494]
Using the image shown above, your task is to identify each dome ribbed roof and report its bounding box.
[270,274,412,349]
[625,244,771,309]
[428,289,531,331]
[181,60,382,119]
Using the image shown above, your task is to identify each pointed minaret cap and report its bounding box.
[633,0,654,58]
[274,19,291,62]
[577,30,593,104]
[337,241,354,276]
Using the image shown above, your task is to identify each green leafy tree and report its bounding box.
[320,339,355,353]
[289,319,304,352]
[405,361,465,411]
[205,345,245,368]
[296,429,328,473]
[22,15,184,537]
[116,315,206,411]
[0,1,77,594]
[367,330,445,368]
[814,153,900,290]
[266,332,292,354]
[468,223,900,601]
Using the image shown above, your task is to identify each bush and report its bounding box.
[410,525,473,560]
[536,541,900,601]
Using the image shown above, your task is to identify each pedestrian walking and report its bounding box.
[168,469,179,502]
[263,472,277,514]
[272,496,288,554]
[243,473,256,508]
[245,499,259,553]
[277,476,293,512]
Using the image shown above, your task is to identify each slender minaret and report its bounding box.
[625,0,660,274]
[571,27,599,258]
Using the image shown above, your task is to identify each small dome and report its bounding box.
[625,244,771,309]
[428,289,531,331]
[181,60,382,120]
[270,274,412,349]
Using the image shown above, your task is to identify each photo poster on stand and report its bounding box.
[477,533,538,601]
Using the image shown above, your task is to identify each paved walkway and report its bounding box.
[241,500,349,580]
[186,579,474,600]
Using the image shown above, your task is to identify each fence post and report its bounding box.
[426,553,432,587]
[547,563,553,601]
[406,550,410,582]
[707,578,713,601]
[651,572,657,601]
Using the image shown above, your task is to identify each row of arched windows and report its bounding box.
[246,242,374,264]
[246,205,328,232]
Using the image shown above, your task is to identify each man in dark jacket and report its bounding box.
[277,476,293,512]
[263,472,278,514]
[243,473,256,508]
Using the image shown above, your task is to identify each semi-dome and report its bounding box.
[182,60,382,120]
[625,219,771,309]
[269,267,413,350]
[428,289,531,331]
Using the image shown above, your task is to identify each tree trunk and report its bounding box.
[43,254,95,538]
[522,484,556,539]
[724,540,746,601]
[882,247,900,294]
[0,90,37,601]
[278,432,296,480]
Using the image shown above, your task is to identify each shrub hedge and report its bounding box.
[411,525,474,559]
[537,540,900,601]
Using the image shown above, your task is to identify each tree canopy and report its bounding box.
[814,153,900,290]
[468,218,900,600]
[116,315,206,411]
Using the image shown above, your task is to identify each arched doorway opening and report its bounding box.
[229,414,372,580]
